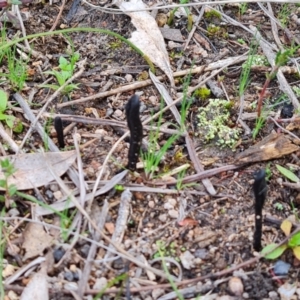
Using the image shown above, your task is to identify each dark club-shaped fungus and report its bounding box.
[253,169,267,251]
[54,116,65,149]
[125,95,143,171]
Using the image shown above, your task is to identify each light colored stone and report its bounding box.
[158,214,167,222]
[113,109,123,118]
[228,277,243,296]
[168,209,179,219]
[180,250,195,269]
[125,74,133,82]
[53,190,63,200]
[93,277,108,290]
[164,202,174,210]
[148,201,155,208]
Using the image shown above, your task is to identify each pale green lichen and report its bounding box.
[197,99,240,149]
[242,55,269,68]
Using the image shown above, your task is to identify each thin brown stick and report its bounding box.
[49,0,66,32]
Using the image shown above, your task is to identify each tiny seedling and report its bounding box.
[274,202,284,211]
[262,219,300,260]
[167,0,193,31]
[41,52,80,95]
[154,240,184,300]
[0,158,18,207]
[0,90,15,129]
[257,46,299,118]
[93,273,128,300]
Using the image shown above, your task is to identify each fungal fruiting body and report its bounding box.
[54,116,65,149]
[125,95,143,171]
[253,169,267,251]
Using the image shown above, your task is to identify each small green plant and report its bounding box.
[197,99,240,148]
[274,202,284,211]
[262,219,300,260]
[265,163,272,180]
[193,86,211,100]
[204,8,221,19]
[276,164,299,183]
[237,38,246,44]
[277,3,290,28]
[0,27,28,91]
[0,158,18,207]
[93,273,128,300]
[41,52,80,95]
[0,89,20,131]
[142,103,180,179]
[239,3,248,15]
[154,240,184,300]
[167,0,193,31]
[108,38,123,49]
[257,46,299,118]
[207,24,228,38]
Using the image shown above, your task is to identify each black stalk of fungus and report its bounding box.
[125,95,143,171]
[54,116,65,149]
[253,169,267,251]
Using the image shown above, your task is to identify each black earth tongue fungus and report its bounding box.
[125,95,143,172]
[54,116,65,149]
[253,169,267,251]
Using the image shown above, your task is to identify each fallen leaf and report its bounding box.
[0,151,76,190]
[22,223,53,261]
[235,132,299,164]
[281,219,292,236]
[116,0,174,86]
[105,222,115,235]
[20,268,48,300]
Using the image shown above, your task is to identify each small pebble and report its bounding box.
[112,257,124,269]
[106,107,113,117]
[7,290,18,300]
[53,248,65,262]
[93,277,107,290]
[168,209,179,219]
[273,260,291,276]
[158,214,167,222]
[49,184,59,192]
[180,251,195,269]
[7,208,19,217]
[194,248,209,259]
[167,198,177,206]
[44,190,54,199]
[125,74,133,82]
[149,96,158,106]
[113,109,123,118]
[148,201,155,208]
[80,244,90,258]
[268,291,279,300]
[164,203,174,210]
[64,271,74,281]
[53,190,62,200]
[228,277,244,296]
